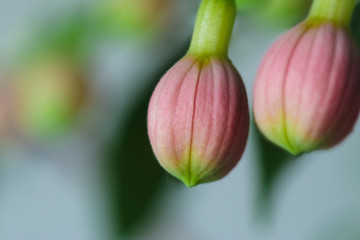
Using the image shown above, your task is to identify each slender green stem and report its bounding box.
[307,0,356,27]
[188,0,236,57]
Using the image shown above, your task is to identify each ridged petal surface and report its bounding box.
[148,56,249,187]
[254,23,360,154]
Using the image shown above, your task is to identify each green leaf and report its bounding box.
[253,120,295,221]
[104,40,190,236]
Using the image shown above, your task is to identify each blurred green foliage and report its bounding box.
[237,0,312,28]
[14,13,93,69]
[93,0,171,40]
[104,40,190,236]
[236,0,265,11]
[253,121,295,221]
[256,0,312,28]
[351,2,360,43]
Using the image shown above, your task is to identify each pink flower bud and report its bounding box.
[254,22,360,155]
[148,56,249,187]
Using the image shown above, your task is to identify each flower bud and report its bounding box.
[148,56,249,187]
[14,57,88,141]
[253,0,360,155]
[147,0,249,187]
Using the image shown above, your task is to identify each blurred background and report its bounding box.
[0,0,360,239]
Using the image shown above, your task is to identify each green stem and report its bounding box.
[188,0,236,57]
[307,0,356,27]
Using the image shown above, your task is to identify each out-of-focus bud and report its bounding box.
[96,0,171,36]
[148,0,249,187]
[254,0,360,155]
[256,0,312,28]
[14,56,88,141]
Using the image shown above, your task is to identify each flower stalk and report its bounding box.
[188,0,236,57]
[307,0,356,27]
[148,0,249,187]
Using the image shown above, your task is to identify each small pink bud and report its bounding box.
[148,0,249,187]
[254,21,360,155]
[148,56,249,187]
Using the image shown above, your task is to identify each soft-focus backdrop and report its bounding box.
[0,0,360,240]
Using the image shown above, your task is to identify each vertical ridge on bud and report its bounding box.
[148,0,249,187]
[253,0,360,155]
[148,56,249,187]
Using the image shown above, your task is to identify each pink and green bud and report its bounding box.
[253,0,360,155]
[147,0,249,187]
[14,56,88,141]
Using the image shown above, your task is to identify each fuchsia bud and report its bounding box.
[147,0,249,187]
[148,56,249,187]
[15,56,88,141]
[254,0,360,155]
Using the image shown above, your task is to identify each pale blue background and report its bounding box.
[0,0,359,239]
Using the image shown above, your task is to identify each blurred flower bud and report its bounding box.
[148,0,249,187]
[254,0,360,155]
[14,57,88,141]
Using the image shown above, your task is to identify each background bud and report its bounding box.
[148,56,249,187]
[14,56,88,141]
[254,21,360,155]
